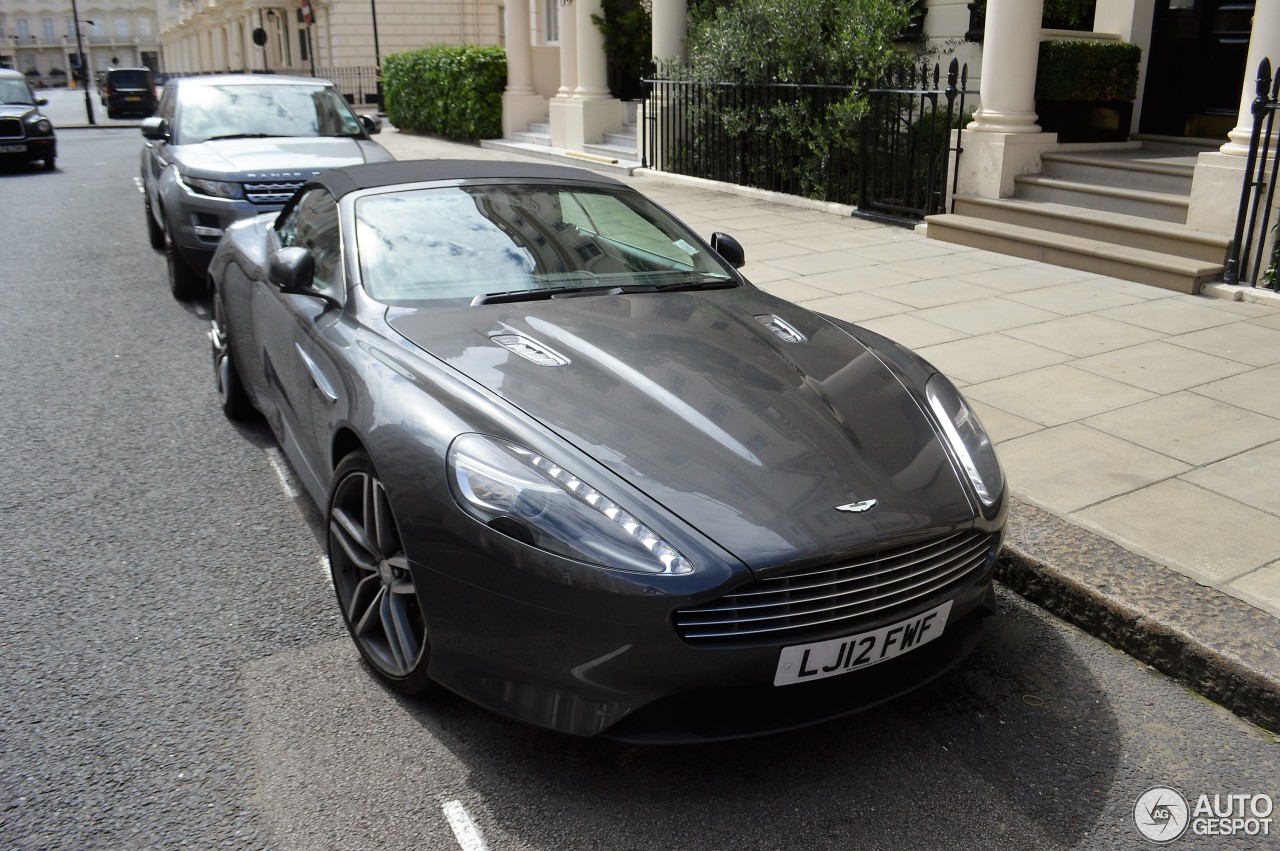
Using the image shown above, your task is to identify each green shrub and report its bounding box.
[1035,39,1141,102]
[383,46,507,140]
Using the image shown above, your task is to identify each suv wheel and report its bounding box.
[145,196,165,250]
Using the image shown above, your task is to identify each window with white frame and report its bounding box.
[114,16,127,38]
[545,0,558,44]
[41,17,53,39]
[16,18,29,38]
[138,17,151,38]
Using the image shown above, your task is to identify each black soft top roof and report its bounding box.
[312,159,626,199]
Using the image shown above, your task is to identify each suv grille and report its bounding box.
[244,180,306,206]
[674,529,998,647]
[0,118,24,139]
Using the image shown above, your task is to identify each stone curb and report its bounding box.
[997,498,1280,734]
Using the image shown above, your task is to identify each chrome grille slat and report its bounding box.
[696,534,989,605]
[244,180,306,205]
[674,530,998,646]
[678,552,988,632]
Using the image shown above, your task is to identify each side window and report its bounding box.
[276,188,342,292]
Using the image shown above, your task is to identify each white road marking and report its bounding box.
[133,176,144,193]
[264,447,300,498]
[318,555,332,589]
[443,800,488,851]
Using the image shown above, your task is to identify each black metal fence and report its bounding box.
[641,77,861,204]
[1225,58,1280,291]
[859,60,971,222]
[156,66,379,108]
[641,59,970,223]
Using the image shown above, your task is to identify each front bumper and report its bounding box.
[0,136,55,163]
[416,531,1002,741]
[169,189,280,275]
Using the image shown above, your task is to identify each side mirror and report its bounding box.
[360,114,382,135]
[140,116,168,141]
[269,246,317,292]
[710,232,745,269]
[35,97,48,107]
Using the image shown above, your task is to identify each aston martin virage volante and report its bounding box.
[207,160,1007,742]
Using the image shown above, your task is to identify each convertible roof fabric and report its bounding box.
[313,159,625,199]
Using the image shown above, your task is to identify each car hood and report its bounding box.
[387,288,975,571]
[0,104,39,119]
[172,137,386,178]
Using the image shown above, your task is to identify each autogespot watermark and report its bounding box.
[1134,786,1274,843]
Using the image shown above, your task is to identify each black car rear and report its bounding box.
[102,68,157,119]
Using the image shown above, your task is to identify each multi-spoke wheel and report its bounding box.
[328,452,431,693]
[209,287,252,420]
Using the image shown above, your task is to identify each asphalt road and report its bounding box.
[1,130,1277,850]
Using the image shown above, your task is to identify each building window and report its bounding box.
[545,0,558,44]
[16,19,29,38]
[138,17,151,38]
[65,17,75,38]
[42,18,54,40]
[114,16,128,38]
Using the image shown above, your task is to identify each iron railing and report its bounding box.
[641,77,860,205]
[1225,58,1280,291]
[641,59,970,224]
[148,66,380,109]
[858,60,970,223]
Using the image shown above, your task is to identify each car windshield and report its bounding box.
[176,83,362,144]
[0,79,35,105]
[354,184,736,304]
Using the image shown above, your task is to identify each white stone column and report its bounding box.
[501,0,545,137]
[1222,0,1280,155]
[573,0,610,99]
[951,0,1057,200]
[968,0,1044,133]
[549,0,579,148]
[651,0,686,68]
[1186,0,1280,241]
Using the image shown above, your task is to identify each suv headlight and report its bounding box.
[182,175,244,200]
[925,374,1004,508]
[25,116,52,135]
[448,434,693,575]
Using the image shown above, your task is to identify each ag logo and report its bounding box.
[1134,786,1189,843]
[835,499,877,513]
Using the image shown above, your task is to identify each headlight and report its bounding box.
[182,175,244,200]
[26,117,52,135]
[448,434,694,575]
[925,374,1004,508]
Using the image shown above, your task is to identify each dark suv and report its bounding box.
[0,68,56,170]
[140,74,392,299]
[101,67,157,119]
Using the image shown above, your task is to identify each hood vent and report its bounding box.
[754,314,807,344]
[491,334,571,367]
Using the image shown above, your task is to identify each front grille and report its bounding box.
[0,118,23,140]
[244,180,305,205]
[674,529,998,647]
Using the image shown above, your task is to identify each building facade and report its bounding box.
[0,0,161,82]
[159,0,500,75]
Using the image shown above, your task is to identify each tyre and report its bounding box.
[145,196,164,250]
[328,452,431,694]
[164,224,206,300]
[42,156,55,171]
[209,287,253,420]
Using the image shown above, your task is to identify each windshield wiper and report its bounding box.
[471,285,624,305]
[618,276,738,294]
[202,133,279,141]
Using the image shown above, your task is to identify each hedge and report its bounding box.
[383,46,507,141]
[1035,40,1141,103]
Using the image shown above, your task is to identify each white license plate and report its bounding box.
[774,600,952,686]
[0,144,27,153]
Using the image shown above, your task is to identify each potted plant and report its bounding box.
[1035,39,1142,142]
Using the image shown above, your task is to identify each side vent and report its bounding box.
[491,334,571,367]
[754,314,807,344]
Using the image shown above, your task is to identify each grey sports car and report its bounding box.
[208,160,1007,742]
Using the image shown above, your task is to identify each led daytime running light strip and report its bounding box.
[521,450,693,575]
